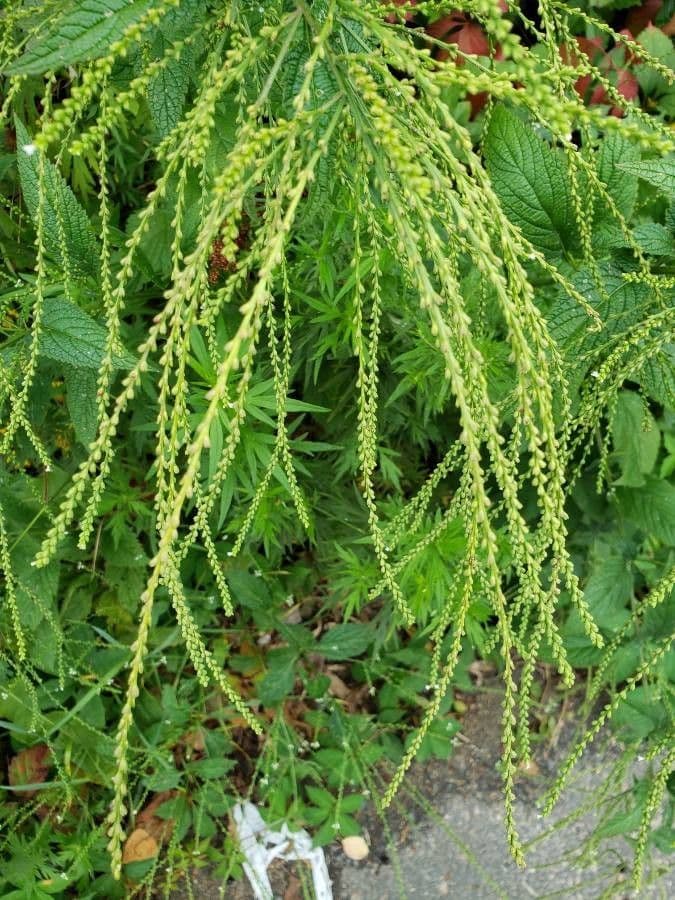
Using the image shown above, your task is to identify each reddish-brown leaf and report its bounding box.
[8,745,52,797]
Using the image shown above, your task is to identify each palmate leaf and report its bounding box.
[15,119,99,280]
[7,0,154,76]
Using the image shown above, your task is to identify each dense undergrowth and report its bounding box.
[0,0,674,896]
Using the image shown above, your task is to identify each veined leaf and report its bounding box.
[616,477,675,545]
[611,392,660,487]
[64,366,99,446]
[485,106,576,254]
[317,623,373,660]
[617,158,675,198]
[595,133,640,221]
[40,297,133,370]
[15,119,99,280]
[8,0,154,76]
[147,46,193,138]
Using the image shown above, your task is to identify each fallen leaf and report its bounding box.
[327,671,350,699]
[122,828,158,864]
[342,835,369,861]
[8,745,51,797]
[136,790,176,842]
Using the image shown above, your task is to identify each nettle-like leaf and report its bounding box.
[617,157,675,198]
[616,477,675,545]
[64,366,99,446]
[595,133,640,221]
[485,106,577,254]
[146,1,205,137]
[15,119,99,280]
[7,0,155,76]
[611,392,660,488]
[147,42,194,138]
[317,623,374,660]
[39,296,133,370]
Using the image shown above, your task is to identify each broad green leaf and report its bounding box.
[147,2,202,140]
[485,106,575,254]
[39,296,132,370]
[8,0,154,76]
[583,553,632,632]
[613,685,669,741]
[258,647,297,705]
[15,119,99,280]
[611,392,660,487]
[635,27,675,97]
[547,264,649,357]
[595,133,639,221]
[637,344,675,407]
[632,222,674,256]
[617,158,675,198]
[317,623,374,660]
[186,757,235,779]
[147,51,192,137]
[64,366,99,446]
[616,477,675,545]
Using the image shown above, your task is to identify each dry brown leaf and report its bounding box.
[122,827,158,864]
[135,790,177,843]
[341,835,369,861]
[327,671,350,699]
[8,745,52,797]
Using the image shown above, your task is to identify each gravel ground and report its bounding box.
[173,686,674,899]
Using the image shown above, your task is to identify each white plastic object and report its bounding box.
[231,801,333,900]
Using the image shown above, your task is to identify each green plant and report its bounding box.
[0,0,673,895]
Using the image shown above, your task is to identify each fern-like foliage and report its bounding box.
[0,0,673,881]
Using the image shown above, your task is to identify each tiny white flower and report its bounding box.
[591,370,600,379]
[22,143,37,156]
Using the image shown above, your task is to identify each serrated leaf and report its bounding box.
[546,264,648,358]
[583,553,633,632]
[39,296,132,370]
[8,0,154,76]
[635,27,675,96]
[616,477,675,545]
[147,30,193,138]
[637,344,675,407]
[632,222,674,256]
[186,757,235,779]
[64,366,99,445]
[617,158,675,198]
[485,106,575,254]
[15,119,99,280]
[595,133,640,221]
[258,647,297,705]
[317,623,374,660]
[611,392,660,487]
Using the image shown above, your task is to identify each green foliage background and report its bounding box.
[0,0,673,896]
